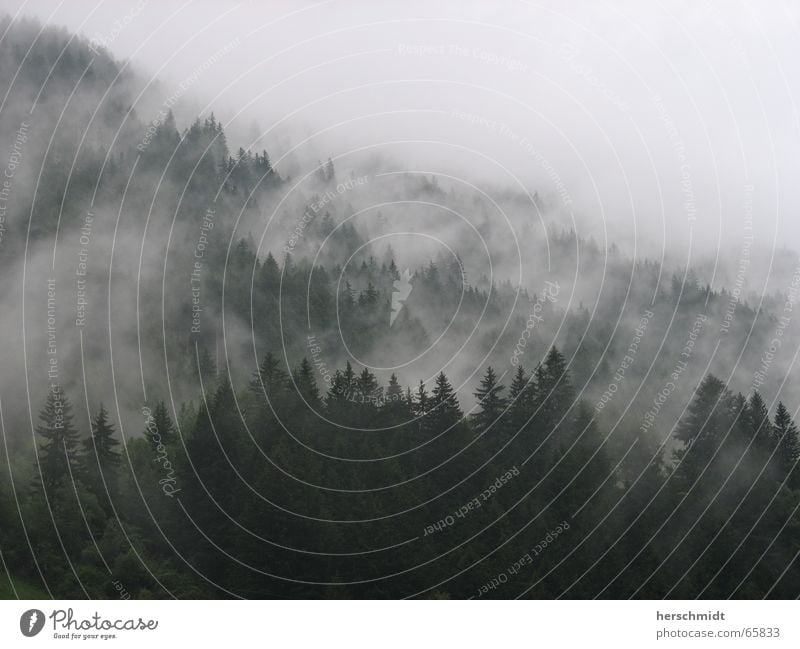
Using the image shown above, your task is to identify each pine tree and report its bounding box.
[250,353,288,398]
[183,378,247,579]
[326,362,357,425]
[352,367,382,427]
[33,388,81,492]
[81,404,121,509]
[507,364,534,435]
[343,280,356,309]
[414,380,429,416]
[539,347,574,409]
[259,252,280,297]
[472,366,507,436]
[386,373,404,403]
[429,372,463,433]
[364,282,378,304]
[388,258,399,281]
[197,346,217,384]
[383,374,409,421]
[192,380,247,502]
[145,401,175,450]
[412,380,431,436]
[355,367,381,406]
[293,358,320,404]
[673,374,732,493]
[747,391,773,451]
[529,348,575,455]
[773,402,800,485]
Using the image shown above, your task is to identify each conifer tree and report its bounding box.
[429,372,463,433]
[34,388,81,492]
[413,380,431,437]
[472,366,507,435]
[145,401,175,450]
[352,367,381,427]
[259,252,280,297]
[197,346,217,384]
[250,352,288,400]
[383,374,410,422]
[773,402,800,486]
[747,391,773,451]
[81,404,121,509]
[507,364,533,435]
[385,373,403,403]
[529,348,575,456]
[293,358,320,404]
[414,380,429,416]
[673,375,732,493]
[326,363,357,426]
[355,367,381,406]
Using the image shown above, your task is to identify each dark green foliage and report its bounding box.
[145,401,175,450]
[773,402,800,486]
[33,388,81,493]
[429,372,463,433]
[3,18,800,601]
[472,366,507,436]
[81,404,121,512]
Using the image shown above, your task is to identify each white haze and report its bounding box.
[0,0,798,459]
[2,0,799,271]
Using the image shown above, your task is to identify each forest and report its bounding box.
[0,16,799,599]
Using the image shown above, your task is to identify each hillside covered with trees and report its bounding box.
[0,17,799,599]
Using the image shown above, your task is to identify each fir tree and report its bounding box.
[250,352,288,399]
[33,388,81,492]
[81,404,121,509]
[429,372,463,433]
[673,375,732,493]
[507,364,534,435]
[145,401,175,450]
[472,366,507,436]
[293,358,320,404]
[413,380,431,436]
[326,362,357,425]
[747,391,773,451]
[773,402,800,485]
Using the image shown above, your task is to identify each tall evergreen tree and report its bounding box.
[383,373,410,423]
[355,367,381,406]
[326,362,357,426]
[507,364,534,435]
[528,348,575,465]
[747,391,773,451]
[429,372,463,433]
[472,366,507,436]
[145,400,175,450]
[773,402,800,486]
[33,388,81,492]
[293,358,320,405]
[81,404,121,510]
[673,374,733,494]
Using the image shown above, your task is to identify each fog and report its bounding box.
[0,1,797,429]
[3,0,799,262]
[2,1,800,602]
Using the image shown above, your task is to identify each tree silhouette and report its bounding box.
[472,366,508,436]
[33,388,81,493]
[81,404,121,513]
